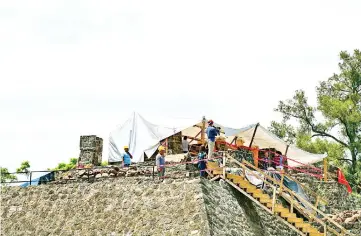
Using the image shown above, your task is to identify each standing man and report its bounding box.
[122,146,133,167]
[156,146,166,178]
[206,120,220,159]
[182,136,189,153]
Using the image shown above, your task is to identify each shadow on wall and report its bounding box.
[200,179,298,236]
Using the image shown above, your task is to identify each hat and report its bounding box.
[208,120,214,125]
[158,146,165,151]
[124,145,129,149]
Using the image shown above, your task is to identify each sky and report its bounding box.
[1,0,360,173]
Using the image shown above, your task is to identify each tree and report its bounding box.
[51,158,78,171]
[268,120,297,144]
[274,49,361,172]
[16,161,31,178]
[0,167,17,183]
[269,121,346,166]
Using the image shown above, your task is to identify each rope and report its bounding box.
[255,158,323,179]
[216,140,323,173]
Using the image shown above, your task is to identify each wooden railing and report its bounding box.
[225,154,351,236]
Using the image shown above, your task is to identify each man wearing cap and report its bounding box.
[156,146,166,178]
[206,120,220,159]
[122,146,133,167]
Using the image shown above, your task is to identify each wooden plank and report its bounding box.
[210,175,220,181]
[226,154,350,236]
[223,178,306,236]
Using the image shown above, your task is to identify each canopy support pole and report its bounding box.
[201,116,206,145]
[284,144,290,173]
[285,144,289,156]
[189,131,201,144]
[230,136,238,145]
[249,123,260,148]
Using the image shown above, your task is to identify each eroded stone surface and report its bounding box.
[2,175,359,236]
[201,179,298,236]
[1,178,210,236]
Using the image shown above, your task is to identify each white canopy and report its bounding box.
[108,113,327,167]
[225,124,327,167]
[108,112,202,163]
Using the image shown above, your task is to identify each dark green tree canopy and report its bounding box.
[275,49,361,171]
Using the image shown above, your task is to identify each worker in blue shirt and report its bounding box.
[206,120,220,159]
[122,146,133,167]
[156,146,166,178]
[198,145,207,177]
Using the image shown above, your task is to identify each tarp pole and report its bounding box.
[284,145,289,173]
[189,131,201,143]
[230,136,237,145]
[201,116,206,145]
[249,123,260,148]
[284,145,289,156]
[29,171,32,186]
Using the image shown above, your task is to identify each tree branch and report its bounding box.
[309,129,349,147]
[337,158,352,163]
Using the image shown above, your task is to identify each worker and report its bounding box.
[122,146,133,167]
[182,136,189,153]
[198,145,207,177]
[274,151,284,170]
[156,146,166,178]
[206,120,220,159]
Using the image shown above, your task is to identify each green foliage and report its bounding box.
[16,161,31,174]
[51,158,78,171]
[101,161,108,167]
[274,49,361,172]
[0,167,17,183]
[295,132,346,167]
[269,120,297,144]
[269,49,361,192]
[269,121,345,165]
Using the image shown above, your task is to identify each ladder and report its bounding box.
[206,154,352,236]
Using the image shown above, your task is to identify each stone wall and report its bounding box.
[1,178,211,236]
[291,173,361,235]
[291,173,361,214]
[201,180,298,236]
[2,176,306,236]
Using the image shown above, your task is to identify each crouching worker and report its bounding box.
[156,146,166,179]
[122,146,133,167]
[198,145,207,177]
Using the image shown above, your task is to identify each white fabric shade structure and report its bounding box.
[108,112,202,163]
[108,112,327,167]
[225,124,327,168]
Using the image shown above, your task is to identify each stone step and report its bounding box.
[294,222,310,229]
[302,227,319,233]
[259,197,272,204]
[252,191,265,198]
[280,212,296,218]
[287,217,303,224]
[309,232,324,236]
[274,206,289,214]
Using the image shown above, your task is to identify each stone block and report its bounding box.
[79,150,99,166]
[80,135,97,150]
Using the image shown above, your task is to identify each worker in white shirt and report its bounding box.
[182,136,189,153]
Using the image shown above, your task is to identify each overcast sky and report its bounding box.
[1,0,360,172]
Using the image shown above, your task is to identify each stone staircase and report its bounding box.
[206,156,352,236]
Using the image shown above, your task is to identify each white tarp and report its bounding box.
[226,124,327,167]
[109,113,326,166]
[108,112,202,163]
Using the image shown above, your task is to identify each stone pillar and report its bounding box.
[79,135,103,166]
